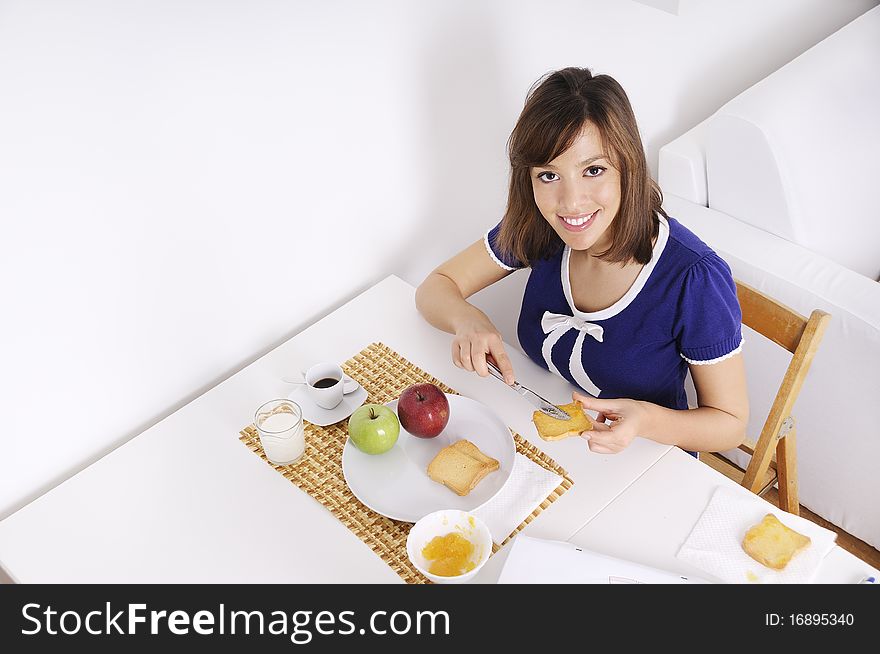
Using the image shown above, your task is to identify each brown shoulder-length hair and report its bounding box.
[497,67,666,266]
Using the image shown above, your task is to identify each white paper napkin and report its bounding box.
[472,453,563,543]
[676,486,837,584]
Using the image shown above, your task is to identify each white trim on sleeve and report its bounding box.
[483,232,519,271]
[680,337,744,366]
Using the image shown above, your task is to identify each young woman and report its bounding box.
[415,67,747,455]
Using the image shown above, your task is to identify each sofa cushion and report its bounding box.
[705,7,880,281]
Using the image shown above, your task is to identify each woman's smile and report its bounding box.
[559,209,599,232]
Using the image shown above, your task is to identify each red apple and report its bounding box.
[397,383,450,438]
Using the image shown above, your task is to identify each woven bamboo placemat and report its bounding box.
[239,341,573,583]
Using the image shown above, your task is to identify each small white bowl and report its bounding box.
[406,509,493,584]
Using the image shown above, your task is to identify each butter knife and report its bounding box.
[485,360,571,421]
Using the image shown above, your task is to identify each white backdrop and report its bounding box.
[1,0,876,520]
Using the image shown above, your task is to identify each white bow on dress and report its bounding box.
[540,311,603,397]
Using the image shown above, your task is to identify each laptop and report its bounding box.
[497,535,708,584]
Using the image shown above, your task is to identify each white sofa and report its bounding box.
[659,7,880,550]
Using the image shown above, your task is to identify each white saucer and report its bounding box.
[288,381,368,427]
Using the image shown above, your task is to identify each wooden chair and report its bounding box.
[702,281,831,515]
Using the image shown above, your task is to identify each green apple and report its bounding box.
[348,403,400,455]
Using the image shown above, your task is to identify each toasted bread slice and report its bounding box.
[742,513,812,570]
[533,402,593,441]
[451,439,499,471]
[427,447,489,496]
[427,439,498,496]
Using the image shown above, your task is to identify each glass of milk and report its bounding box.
[254,399,305,465]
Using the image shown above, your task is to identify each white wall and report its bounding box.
[1,0,875,520]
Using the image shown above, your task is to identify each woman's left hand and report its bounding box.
[572,392,648,454]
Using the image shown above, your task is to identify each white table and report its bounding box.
[2,275,872,584]
[563,447,878,584]
[0,275,671,583]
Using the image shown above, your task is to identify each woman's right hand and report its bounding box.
[451,315,516,385]
[415,237,519,387]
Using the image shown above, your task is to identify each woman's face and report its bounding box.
[531,122,621,254]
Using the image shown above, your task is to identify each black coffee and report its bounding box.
[312,377,339,389]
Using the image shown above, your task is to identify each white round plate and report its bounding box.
[341,394,516,522]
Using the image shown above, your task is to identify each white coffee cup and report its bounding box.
[304,362,344,410]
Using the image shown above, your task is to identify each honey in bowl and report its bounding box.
[421,532,477,577]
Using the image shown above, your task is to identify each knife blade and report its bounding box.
[485,360,571,421]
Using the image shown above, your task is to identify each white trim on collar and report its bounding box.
[562,214,670,320]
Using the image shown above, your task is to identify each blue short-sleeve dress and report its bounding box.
[484,214,743,412]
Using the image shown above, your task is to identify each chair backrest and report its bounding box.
[734,280,831,513]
